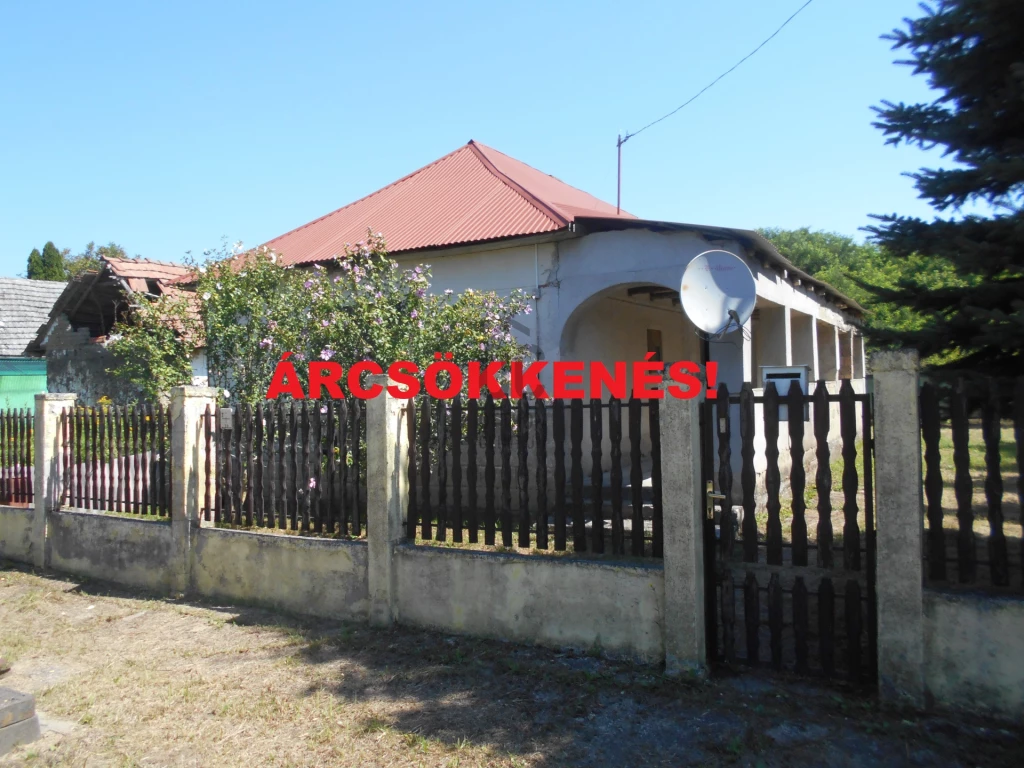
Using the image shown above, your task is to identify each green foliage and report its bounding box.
[759,228,971,363]
[27,241,67,281]
[25,240,126,281]
[106,291,204,403]
[865,0,1024,374]
[108,233,532,405]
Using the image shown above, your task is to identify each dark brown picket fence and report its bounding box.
[0,409,33,506]
[205,400,367,536]
[703,379,875,683]
[59,405,172,516]
[406,395,663,557]
[920,377,1023,590]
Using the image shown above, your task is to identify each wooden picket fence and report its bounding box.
[205,400,367,536]
[0,409,33,506]
[920,377,1023,590]
[59,405,173,516]
[406,395,664,557]
[704,379,875,682]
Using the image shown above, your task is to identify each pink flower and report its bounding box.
[320,349,334,360]
[308,477,317,490]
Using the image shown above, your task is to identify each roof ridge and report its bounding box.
[103,255,186,268]
[263,143,476,251]
[466,141,569,229]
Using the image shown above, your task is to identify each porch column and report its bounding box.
[783,306,793,366]
[811,318,820,381]
[742,315,754,383]
[660,387,706,677]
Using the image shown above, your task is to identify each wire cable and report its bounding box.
[620,0,815,144]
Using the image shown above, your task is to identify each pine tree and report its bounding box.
[26,241,67,281]
[26,248,44,279]
[864,0,1024,374]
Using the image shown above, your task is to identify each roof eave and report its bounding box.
[572,216,865,317]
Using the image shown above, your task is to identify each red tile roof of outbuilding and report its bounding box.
[265,141,636,265]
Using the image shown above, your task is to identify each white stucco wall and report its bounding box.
[396,227,860,393]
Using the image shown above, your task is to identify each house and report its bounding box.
[30,257,195,405]
[0,278,66,410]
[258,140,868,496]
[261,140,866,396]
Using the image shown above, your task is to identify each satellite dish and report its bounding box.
[679,250,756,335]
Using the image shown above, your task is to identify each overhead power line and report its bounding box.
[616,0,816,211]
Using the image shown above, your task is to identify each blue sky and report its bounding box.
[0,0,942,277]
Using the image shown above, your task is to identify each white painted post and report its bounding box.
[32,393,76,568]
[870,349,925,707]
[169,386,218,594]
[742,316,754,383]
[365,374,410,627]
[783,305,793,366]
[810,317,820,381]
[660,390,707,677]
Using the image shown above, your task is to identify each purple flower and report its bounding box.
[304,280,313,289]
[416,288,426,298]
[321,319,330,327]
[320,348,334,360]
[259,338,273,349]
[374,317,383,325]
[267,320,278,330]
[414,266,422,275]
[479,342,486,351]
[410,310,418,320]
[524,304,533,315]
[320,405,328,414]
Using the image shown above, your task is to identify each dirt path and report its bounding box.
[0,564,1020,767]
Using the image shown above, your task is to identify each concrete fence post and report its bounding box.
[660,390,707,677]
[870,349,925,707]
[365,375,411,627]
[169,386,219,594]
[32,393,76,568]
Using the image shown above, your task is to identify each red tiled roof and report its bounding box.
[104,257,193,283]
[265,141,636,265]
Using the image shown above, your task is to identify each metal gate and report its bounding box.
[700,379,877,683]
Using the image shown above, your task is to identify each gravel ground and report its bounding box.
[1,563,1021,767]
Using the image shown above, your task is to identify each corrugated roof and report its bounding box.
[0,278,68,357]
[265,141,636,265]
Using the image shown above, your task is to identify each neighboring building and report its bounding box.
[30,257,194,405]
[0,278,66,410]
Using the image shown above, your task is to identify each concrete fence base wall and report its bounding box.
[0,506,35,564]
[47,510,177,593]
[192,528,369,620]
[923,590,1024,717]
[394,545,664,661]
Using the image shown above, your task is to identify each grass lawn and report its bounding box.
[2,564,1023,767]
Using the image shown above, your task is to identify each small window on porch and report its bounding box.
[646,329,663,362]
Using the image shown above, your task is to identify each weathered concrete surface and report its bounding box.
[47,511,175,593]
[33,393,77,567]
[365,375,409,627]
[924,590,1024,718]
[871,349,925,707]
[0,688,40,755]
[43,319,139,406]
[659,392,706,676]
[169,385,218,593]
[192,528,369,620]
[394,545,665,661]
[0,506,35,564]
[0,715,40,756]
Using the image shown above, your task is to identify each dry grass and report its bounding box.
[2,565,1023,767]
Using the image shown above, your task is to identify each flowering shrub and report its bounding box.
[108,233,532,405]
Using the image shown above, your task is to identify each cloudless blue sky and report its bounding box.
[1,0,943,277]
